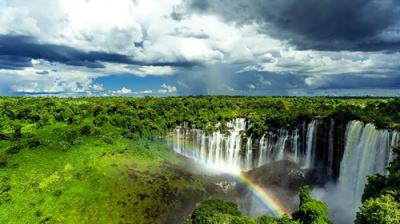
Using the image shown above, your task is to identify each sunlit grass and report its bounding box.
[0,126,203,224]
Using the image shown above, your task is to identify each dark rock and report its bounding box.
[244,160,315,211]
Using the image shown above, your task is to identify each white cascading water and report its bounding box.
[172,118,307,171]
[327,119,334,177]
[331,121,399,222]
[173,118,400,223]
[303,120,317,169]
[257,134,271,167]
[245,138,253,170]
[291,128,300,163]
[173,119,398,183]
[173,118,248,170]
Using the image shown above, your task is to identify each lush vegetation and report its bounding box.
[186,186,331,224]
[1,96,400,223]
[0,97,218,223]
[0,126,206,223]
[186,143,400,224]
[356,145,400,224]
[1,96,400,139]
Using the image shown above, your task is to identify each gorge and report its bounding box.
[171,118,400,223]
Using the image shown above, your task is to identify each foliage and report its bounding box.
[357,145,400,224]
[0,151,6,167]
[355,195,400,224]
[291,186,332,224]
[0,122,205,223]
[190,199,242,224]
[256,215,299,224]
[1,96,400,223]
[188,186,331,224]
[362,145,400,202]
[0,97,399,141]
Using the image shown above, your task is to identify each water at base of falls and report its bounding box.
[172,118,399,224]
[326,121,400,223]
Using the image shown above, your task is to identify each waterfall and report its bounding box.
[173,118,398,182]
[172,118,312,171]
[275,130,289,161]
[334,121,399,215]
[291,128,300,163]
[245,138,253,170]
[303,120,317,169]
[258,134,267,167]
[172,118,248,170]
[327,119,334,177]
[173,118,400,223]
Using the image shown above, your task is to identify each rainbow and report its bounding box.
[169,135,289,217]
[233,171,288,216]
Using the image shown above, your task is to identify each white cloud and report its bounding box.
[114,87,132,95]
[138,90,153,94]
[248,84,256,89]
[103,63,176,76]
[241,50,400,77]
[0,0,287,64]
[111,88,153,96]
[158,84,177,93]
[0,68,104,94]
[1,0,400,96]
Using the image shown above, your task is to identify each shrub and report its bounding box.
[355,195,400,224]
[6,143,24,155]
[190,199,241,224]
[79,125,92,135]
[0,152,6,167]
[0,131,7,140]
[291,186,332,224]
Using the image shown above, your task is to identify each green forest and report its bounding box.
[0,97,399,224]
[184,145,400,224]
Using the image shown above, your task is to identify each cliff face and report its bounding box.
[171,118,397,183]
[171,118,400,221]
[262,118,346,182]
[313,118,346,181]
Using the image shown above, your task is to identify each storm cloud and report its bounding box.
[0,0,399,96]
[184,0,400,51]
[0,35,198,69]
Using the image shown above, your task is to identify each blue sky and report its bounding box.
[0,0,400,96]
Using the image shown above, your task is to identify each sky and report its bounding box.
[0,0,400,96]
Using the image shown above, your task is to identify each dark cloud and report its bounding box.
[175,64,306,95]
[0,35,198,69]
[0,55,32,70]
[184,0,400,51]
[312,73,400,89]
[36,71,49,75]
[174,61,400,96]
